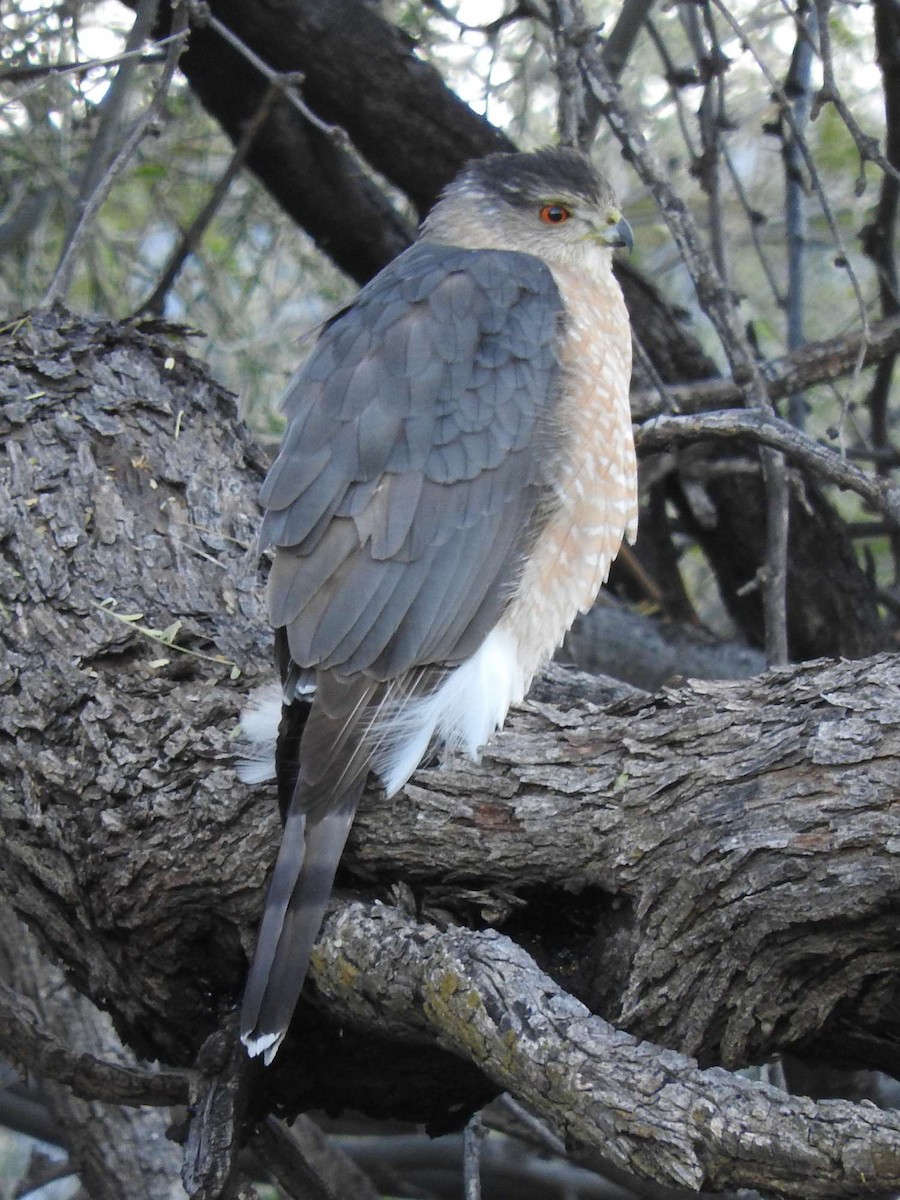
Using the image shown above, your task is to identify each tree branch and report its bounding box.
[0,906,189,1199]
[0,975,189,1108]
[43,5,190,307]
[630,313,900,418]
[634,408,900,525]
[251,1116,379,1200]
[310,901,900,1198]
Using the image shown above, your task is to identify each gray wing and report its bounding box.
[260,241,565,681]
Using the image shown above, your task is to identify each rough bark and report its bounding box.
[0,904,188,1199]
[309,902,900,1199]
[3,310,900,1196]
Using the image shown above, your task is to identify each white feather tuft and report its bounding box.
[235,756,278,785]
[372,628,525,797]
[235,682,282,784]
[239,682,283,741]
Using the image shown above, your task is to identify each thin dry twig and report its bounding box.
[708,0,870,346]
[635,407,900,526]
[721,144,784,306]
[630,311,900,419]
[782,0,817,430]
[814,0,900,187]
[41,4,190,307]
[201,10,348,143]
[0,41,177,90]
[136,80,279,316]
[463,1112,485,1200]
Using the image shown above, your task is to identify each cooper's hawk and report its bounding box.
[240,147,636,1062]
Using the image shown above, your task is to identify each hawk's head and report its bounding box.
[422,146,633,266]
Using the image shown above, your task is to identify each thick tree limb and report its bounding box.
[310,901,900,1198]
[3,311,900,1194]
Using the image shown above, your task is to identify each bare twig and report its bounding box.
[635,408,900,526]
[680,0,728,282]
[48,0,161,301]
[68,0,161,210]
[421,0,542,37]
[41,4,190,307]
[814,0,900,187]
[644,17,701,161]
[630,311,900,419]
[463,1112,485,1200]
[0,42,176,88]
[863,0,900,582]
[202,11,348,143]
[783,0,818,431]
[708,0,870,348]
[489,1095,567,1157]
[252,1116,379,1200]
[632,330,676,413]
[136,81,279,317]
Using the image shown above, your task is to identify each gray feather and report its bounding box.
[262,242,564,682]
[240,792,362,1063]
[244,238,571,1060]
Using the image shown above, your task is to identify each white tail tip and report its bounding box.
[241,1028,284,1064]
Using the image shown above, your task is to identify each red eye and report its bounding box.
[539,204,571,224]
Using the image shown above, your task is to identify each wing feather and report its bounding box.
[262,240,565,683]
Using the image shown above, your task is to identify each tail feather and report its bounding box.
[241,671,437,1063]
[240,784,364,1063]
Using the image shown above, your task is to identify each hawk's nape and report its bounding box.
[239,147,636,1063]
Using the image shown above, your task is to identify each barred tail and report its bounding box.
[240,783,363,1064]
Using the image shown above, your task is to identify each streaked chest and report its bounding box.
[499,261,637,684]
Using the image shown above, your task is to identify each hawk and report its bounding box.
[240,147,637,1062]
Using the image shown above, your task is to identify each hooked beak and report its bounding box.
[600,214,634,252]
